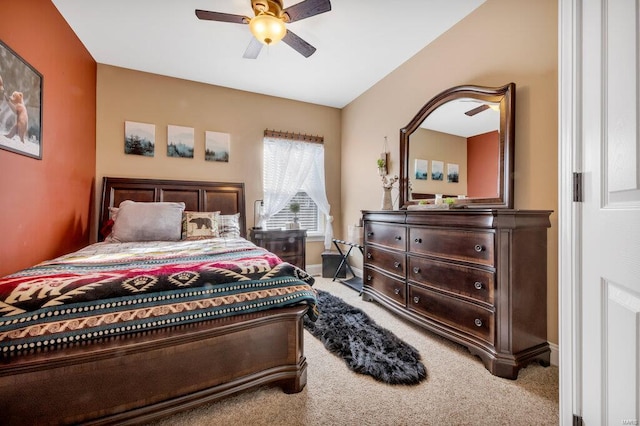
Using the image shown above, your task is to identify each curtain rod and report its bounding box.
[264,129,324,144]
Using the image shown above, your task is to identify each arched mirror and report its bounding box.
[399,83,515,209]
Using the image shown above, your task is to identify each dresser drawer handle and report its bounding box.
[367,252,372,259]
[367,275,372,282]
[414,238,422,243]
[474,318,483,327]
[474,281,483,290]
[413,296,420,304]
[367,232,374,237]
[474,244,484,253]
[395,235,402,241]
[394,288,401,295]
[413,267,420,274]
[393,262,401,269]
[281,246,288,252]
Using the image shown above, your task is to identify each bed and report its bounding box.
[0,177,317,425]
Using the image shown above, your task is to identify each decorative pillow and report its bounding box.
[110,200,185,242]
[219,213,241,238]
[182,211,220,240]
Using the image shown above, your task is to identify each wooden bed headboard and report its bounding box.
[100,177,246,240]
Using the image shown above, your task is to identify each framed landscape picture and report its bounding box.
[205,131,230,162]
[414,158,428,180]
[167,125,194,158]
[431,160,444,181]
[124,121,155,157]
[447,163,459,183]
[0,39,43,160]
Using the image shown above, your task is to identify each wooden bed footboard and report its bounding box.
[0,305,308,425]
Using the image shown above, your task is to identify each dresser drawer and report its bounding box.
[263,238,304,257]
[363,267,406,306]
[408,284,494,344]
[365,245,405,278]
[365,223,406,251]
[409,228,494,266]
[408,256,494,305]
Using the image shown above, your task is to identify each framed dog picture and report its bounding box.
[0,39,43,160]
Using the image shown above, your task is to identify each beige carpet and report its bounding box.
[151,277,558,425]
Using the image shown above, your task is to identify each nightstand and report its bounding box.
[249,228,307,270]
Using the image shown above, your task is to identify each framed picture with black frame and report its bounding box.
[0,39,43,160]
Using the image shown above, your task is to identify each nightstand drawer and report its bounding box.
[249,228,307,270]
[263,238,304,257]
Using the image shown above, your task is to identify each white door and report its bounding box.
[566,0,640,423]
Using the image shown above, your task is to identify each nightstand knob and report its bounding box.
[474,244,484,253]
[395,235,402,241]
[367,252,372,259]
[474,318,483,327]
[367,275,372,282]
[281,245,288,252]
[413,296,420,304]
[367,232,374,237]
[394,262,401,269]
[474,281,483,290]
[414,238,422,243]
[413,267,420,274]
[394,288,401,295]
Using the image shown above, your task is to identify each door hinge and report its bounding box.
[573,414,584,426]
[573,172,583,202]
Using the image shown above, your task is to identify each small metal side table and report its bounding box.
[331,239,364,293]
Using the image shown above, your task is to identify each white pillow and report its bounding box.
[110,200,185,242]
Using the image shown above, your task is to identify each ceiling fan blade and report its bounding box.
[195,9,248,24]
[282,30,316,57]
[464,104,491,116]
[283,0,331,23]
[243,38,264,59]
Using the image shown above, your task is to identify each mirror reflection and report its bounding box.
[409,98,500,199]
[399,83,515,209]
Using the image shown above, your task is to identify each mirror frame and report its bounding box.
[399,83,515,209]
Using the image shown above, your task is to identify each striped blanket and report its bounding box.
[0,238,316,357]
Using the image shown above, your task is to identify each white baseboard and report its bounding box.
[306,264,322,277]
[308,263,559,367]
[549,342,559,366]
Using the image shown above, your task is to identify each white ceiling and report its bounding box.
[51,0,486,109]
[422,99,500,138]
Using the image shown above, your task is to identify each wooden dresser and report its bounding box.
[249,228,307,270]
[362,209,552,379]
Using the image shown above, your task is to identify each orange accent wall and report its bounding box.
[0,1,96,276]
[467,130,499,198]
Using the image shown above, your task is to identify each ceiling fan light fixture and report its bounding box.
[249,13,286,45]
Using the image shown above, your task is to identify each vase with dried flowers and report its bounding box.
[380,175,398,210]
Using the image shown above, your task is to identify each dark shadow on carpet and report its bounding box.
[303,289,427,385]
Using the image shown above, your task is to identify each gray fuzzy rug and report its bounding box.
[303,289,427,385]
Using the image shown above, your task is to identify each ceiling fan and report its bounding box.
[464,104,491,117]
[196,0,332,59]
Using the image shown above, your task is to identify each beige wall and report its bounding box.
[95,65,342,266]
[341,0,559,343]
[410,128,468,197]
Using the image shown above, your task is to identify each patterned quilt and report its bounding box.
[0,238,317,357]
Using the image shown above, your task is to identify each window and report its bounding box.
[261,132,333,247]
[266,191,320,232]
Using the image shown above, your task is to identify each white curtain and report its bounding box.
[262,137,334,249]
